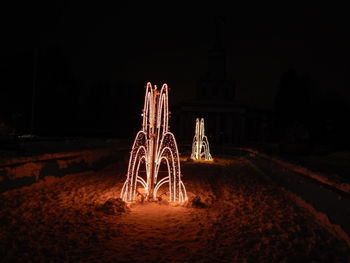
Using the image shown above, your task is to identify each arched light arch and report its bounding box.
[191,118,213,161]
[121,82,187,202]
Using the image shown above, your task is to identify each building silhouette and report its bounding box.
[172,17,246,147]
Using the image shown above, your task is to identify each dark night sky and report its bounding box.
[1,2,350,132]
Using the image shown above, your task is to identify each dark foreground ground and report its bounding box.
[0,156,349,262]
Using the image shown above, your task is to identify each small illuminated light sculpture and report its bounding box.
[191,118,213,161]
[121,82,187,202]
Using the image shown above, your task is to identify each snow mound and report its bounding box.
[96,198,129,215]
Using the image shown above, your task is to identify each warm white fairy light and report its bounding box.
[121,82,187,202]
[191,118,213,161]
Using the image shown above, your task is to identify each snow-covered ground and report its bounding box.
[300,151,350,181]
[0,156,349,262]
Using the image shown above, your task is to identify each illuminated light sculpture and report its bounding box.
[191,118,213,161]
[121,82,187,202]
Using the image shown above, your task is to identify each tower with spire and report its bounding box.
[172,16,246,147]
[196,16,235,100]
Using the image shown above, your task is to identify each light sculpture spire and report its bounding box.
[191,118,213,161]
[121,82,187,202]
